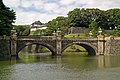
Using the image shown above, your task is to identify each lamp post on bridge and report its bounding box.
[97,27,104,55]
[52,31,56,36]
[98,27,102,36]
[11,28,17,36]
[11,28,17,40]
[56,28,61,36]
[89,30,92,38]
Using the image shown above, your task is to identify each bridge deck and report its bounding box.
[17,36,98,40]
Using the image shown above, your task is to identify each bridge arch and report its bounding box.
[62,42,97,55]
[17,42,56,55]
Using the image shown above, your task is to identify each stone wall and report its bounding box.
[105,37,120,55]
[68,27,89,34]
[110,37,120,55]
[0,39,10,57]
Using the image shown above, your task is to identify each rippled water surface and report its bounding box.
[0,54,120,80]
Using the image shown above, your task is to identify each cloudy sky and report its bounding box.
[3,0,120,25]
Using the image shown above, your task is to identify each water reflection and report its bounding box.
[98,55,120,68]
[1,54,120,80]
[1,54,120,69]
[9,54,120,69]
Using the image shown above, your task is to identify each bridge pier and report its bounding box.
[56,35,62,56]
[35,45,43,53]
[10,35,17,57]
[28,44,32,53]
[97,35,105,55]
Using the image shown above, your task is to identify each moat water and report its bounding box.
[0,52,120,80]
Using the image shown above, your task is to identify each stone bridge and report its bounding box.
[10,35,120,57]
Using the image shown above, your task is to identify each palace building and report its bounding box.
[30,21,47,32]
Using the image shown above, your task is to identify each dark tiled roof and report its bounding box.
[31,21,43,25]
[30,20,46,28]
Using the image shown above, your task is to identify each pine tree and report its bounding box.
[0,0,16,36]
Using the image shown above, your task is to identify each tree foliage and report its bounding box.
[46,16,69,36]
[46,8,120,36]
[68,8,107,29]
[89,21,99,36]
[105,9,120,29]
[13,25,30,36]
[0,0,16,36]
[114,25,120,36]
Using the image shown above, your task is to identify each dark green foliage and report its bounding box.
[13,25,30,36]
[46,16,69,36]
[68,8,83,27]
[67,8,120,30]
[0,0,16,36]
[105,9,120,29]
[46,8,120,36]
[0,40,10,57]
[89,21,99,37]
[68,8,107,29]
[33,29,42,35]
[113,25,120,36]
[104,25,120,36]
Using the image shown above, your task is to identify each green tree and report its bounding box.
[56,16,69,36]
[46,16,69,36]
[68,8,88,27]
[0,0,16,36]
[105,9,120,30]
[67,8,107,29]
[13,25,30,36]
[89,21,99,37]
[114,25,120,36]
[46,8,120,37]
[86,8,107,29]
[46,19,58,35]
[67,8,80,27]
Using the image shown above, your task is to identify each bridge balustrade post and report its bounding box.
[97,35,105,55]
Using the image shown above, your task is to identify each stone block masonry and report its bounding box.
[0,39,10,57]
[109,37,120,55]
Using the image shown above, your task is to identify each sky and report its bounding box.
[3,0,120,25]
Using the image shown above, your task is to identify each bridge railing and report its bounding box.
[17,36,98,40]
[63,37,98,40]
[113,37,120,40]
[17,36,56,40]
[1,35,120,41]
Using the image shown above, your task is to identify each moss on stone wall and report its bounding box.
[0,40,10,57]
[110,40,120,54]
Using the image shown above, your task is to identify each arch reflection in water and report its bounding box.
[62,43,96,56]
[18,44,52,59]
